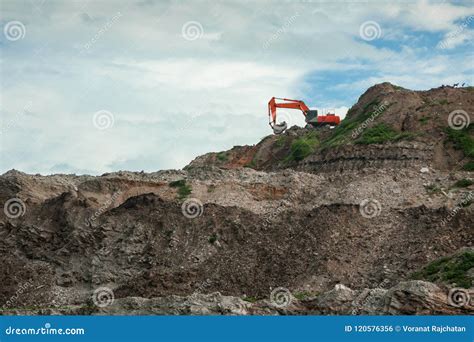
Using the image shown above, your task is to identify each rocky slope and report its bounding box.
[0,83,472,315]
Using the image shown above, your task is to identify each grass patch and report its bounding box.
[320,100,391,149]
[169,179,192,199]
[438,99,449,105]
[169,179,186,188]
[419,116,430,124]
[275,135,287,147]
[453,179,474,188]
[445,126,474,158]
[424,184,441,194]
[244,158,257,169]
[355,123,413,145]
[242,296,258,303]
[285,132,319,162]
[216,152,228,162]
[293,291,317,301]
[446,126,474,172]
[463,161,474,171]
[410,251,474,288]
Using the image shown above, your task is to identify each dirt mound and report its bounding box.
[0,83,472,315]
[186,83,474,172]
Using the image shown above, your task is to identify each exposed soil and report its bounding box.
[0,83,472,315]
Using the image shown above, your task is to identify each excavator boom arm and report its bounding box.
[268,97,310,125]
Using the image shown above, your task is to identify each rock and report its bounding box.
[420,167,430,173]
[382,281,471,315]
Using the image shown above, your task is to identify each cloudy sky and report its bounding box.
[1,0,473,175]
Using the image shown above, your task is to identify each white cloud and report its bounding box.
[1,0,473,175]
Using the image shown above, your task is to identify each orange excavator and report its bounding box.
[268,97,341,134]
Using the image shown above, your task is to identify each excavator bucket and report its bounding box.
[272,121,287,135]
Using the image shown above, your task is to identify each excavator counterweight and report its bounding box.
[268,97,340,134]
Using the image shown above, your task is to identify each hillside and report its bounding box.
[0,83,472,315]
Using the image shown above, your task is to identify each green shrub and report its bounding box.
[242,296,258,303]
[216,152,228,162]
[169,179,186,188]
[286,132,319,162]
[410,251,474,288]
[453,179,473,188]
[275,135,287,147]
[293,291,317,300]
[463,161,474,171]
[424,184,441,193]
[208,234,217,244]
[445,126,474,158]
[244,158,257,169]
[169,179,192,199]
[419,116,430,124]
